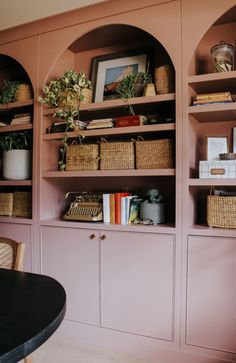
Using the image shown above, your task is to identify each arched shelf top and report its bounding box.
[0,54,34,93]
[45,23,175,89]
[188,4,236,77]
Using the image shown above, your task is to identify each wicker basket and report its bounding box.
[0,193,14,216]
[66,143,99,171]
[100,141,135,170]
[16,84,33,102]
[135,138,174,169]
[13,191,32,218]
[207,195,236,228]
[81,88,92,104]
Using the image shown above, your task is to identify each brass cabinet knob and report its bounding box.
[101,234,107,240]
[89,233,96,240]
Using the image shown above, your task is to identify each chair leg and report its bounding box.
[24,355,32,363]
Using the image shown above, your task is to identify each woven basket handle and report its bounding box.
[209,186,215,195]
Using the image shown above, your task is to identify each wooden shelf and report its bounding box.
[40,218,176,233]
[0,180,32,186]
[43,169,175,178]
[188,224,236,238]
[43,123,175,140]
[188,102,236,122]
[188,178,236,186]
[43,93,176,116]
[188,71,236,94]
[0,99,34,111]
[0,123,33,133]
[0,216,32,224]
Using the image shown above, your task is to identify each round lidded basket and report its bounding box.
[210,41,234,72]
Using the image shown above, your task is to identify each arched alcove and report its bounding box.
[0,54,33,92]
[188,4,236,76]
[48,23,175,91]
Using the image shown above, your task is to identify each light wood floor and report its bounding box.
[26,336,158,363]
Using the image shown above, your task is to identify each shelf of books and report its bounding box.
[43,123,176,140]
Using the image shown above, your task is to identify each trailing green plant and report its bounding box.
[38,69,92,171]
[0,130,32,152]
[0,80,20,104]
[117,71,152,115]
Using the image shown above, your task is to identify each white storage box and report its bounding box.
[199,160,236,178]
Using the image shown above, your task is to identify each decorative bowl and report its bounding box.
[219,152,236,160]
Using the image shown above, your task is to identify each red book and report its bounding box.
[114,115,146,128]
[115,192,130,224]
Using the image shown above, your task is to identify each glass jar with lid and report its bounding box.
[210,41,234,72]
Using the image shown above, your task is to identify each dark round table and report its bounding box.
[0,268,66,363]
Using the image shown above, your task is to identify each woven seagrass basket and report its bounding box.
[13,191,32,218]
[58,88,92,107]
[100,140,135,170]
[81,88,92,104]
[16,84,33,102]
[66,143,99,171]
[207,194,236,228]
[135,138,174,169]
[0,193,14,216]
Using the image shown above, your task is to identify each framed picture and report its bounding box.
[90,48,150,102]
[207,136,228,160]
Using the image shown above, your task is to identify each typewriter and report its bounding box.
[63,192,103,222]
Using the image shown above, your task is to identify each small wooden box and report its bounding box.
[199,160,236,178]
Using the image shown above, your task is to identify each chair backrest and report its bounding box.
[0,237,25,271]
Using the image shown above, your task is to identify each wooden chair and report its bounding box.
[0,237,32,363]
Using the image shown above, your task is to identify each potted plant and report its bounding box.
[0,130,32,180]
[38,69,92,171]
[0,80,32,104]
[0,81,21,104]
[117,70,152,115]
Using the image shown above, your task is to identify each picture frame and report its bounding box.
[233,127,236,153]
[90,48,150,102]
[207,136,228,160]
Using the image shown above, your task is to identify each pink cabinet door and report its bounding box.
[41,226,100,325]
[100,231,175,340]
[186,235,236,353]
[0,222,32,272]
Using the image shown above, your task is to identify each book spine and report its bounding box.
[109,193,115,224]
[196,92,231,100]
[192,101,233,106]
[114,115,146,128]
[115,119,141,127]
[121,197,126,225]
[114,192,130,224]
[102,194,110,223]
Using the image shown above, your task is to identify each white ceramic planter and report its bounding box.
[2,150,31,180]
[140,202,165,224]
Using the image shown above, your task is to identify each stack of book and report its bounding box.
[0,121,10,127]
[47,120,87,133]
[86,118,114,129]
[192,91,233,106]
[11,112,31,125]
[113,115,147,127]
[102,192,141,225]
